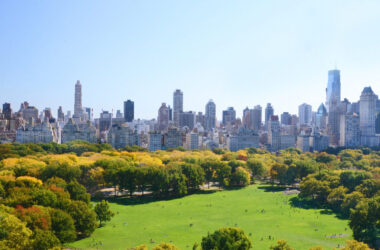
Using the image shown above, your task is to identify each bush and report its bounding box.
[201,227,252,250]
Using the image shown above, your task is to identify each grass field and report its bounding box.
[68,185,352,249]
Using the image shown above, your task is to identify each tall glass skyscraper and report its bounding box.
[326,69,341,112]
[123,100,134,122]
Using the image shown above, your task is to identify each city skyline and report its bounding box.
[1,1,380,119]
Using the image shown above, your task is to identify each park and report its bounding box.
[69,184,352,249]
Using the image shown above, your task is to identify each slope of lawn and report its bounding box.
[68,185,352,249]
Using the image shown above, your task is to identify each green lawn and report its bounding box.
[68,185,352,249]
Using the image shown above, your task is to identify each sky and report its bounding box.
[1,0,380,120]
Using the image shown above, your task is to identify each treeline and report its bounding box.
[0,140,114,160]
[96,158,251,197]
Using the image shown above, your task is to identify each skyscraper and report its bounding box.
[205,100,216,131]
[298,103,312,126]
[222,107,236,126]
[57,106,64,121]
[74,80,83,117]
[315,103,327,130]
[360,87,379,146]
[268,115,280,152]
[124,100,134,122]
[280,112,292,125]
[179,111,196,130]
[326,70,341,112]
[2,103,12,120]
[173,89,183,126]
[250,106,261,131]
[265,103,274,129]
[158,103,170,131]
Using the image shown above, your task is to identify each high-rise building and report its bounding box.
[84,107,93,121]
[242,107,250,128]
[57,106,64,121]
[315,104,327,130]
[265,103,274,129]
[360,87,379,146]
[205,100,216,131]
[326,70,341,112]
[107,124,138,149]
[222,107,236,126]
[2,103,12,120]
[74,80,83,117]
[268,115,281,152]
[124,100,134,122]
[62,119,97,143]
[158,103,170,131]
[164,127,182,149]
[179,111,196,130]
[281,112,292,125]
[168,105,173,121]
[328,97,344,146]
[99,111,112,132]
[173,89,183,126]
[251,105,262,131]
[22,106,39,124]
[298,103,312,126]
[340,113,360,147]
[196,112,205,129]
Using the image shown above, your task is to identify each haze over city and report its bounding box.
[1,0,380,119]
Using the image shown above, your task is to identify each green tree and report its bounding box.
[66,181,90,204]
[49,208,76,243]
[246,159,266,178]
[349,196,380,247]
[231,167,250,187]
[181,163,205,191]
[32,229,61,250]
[201,227,252,250]
[327,186,348,212]
[0,211,33,249]
[66,200,98,238]
[94,200,114,226]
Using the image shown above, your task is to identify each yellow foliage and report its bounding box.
[16,176,43,187]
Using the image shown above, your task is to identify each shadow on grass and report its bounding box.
[289,196,348,219]
[257,185,288,192]
[94,189,219,206]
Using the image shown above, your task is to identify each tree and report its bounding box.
[341,191,365,217]
[94,200,114,226]
[246,159,265,178]
[66,181,90,204]
[349,196,380,247]
[215,163,232,188]
[231,167,250,187]
[270,240,294,250]
[201,227,252,250]
[119,166,137,197]
[32,229,61,250]
[153,242,179,250]
[327,186,348,211]
[338,240,372,250]
[0,212,33,249]
[181,163,205,191]
[66,200,98,238]
[49,208,76,243]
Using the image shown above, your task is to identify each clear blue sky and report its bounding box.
[1,0,380,120]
